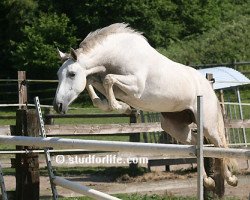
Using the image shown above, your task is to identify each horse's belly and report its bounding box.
[121,95,193,113]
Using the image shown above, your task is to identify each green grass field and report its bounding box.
[0,106,130,125]
[0,106,132,151]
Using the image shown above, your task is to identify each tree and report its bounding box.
[162,16,250,65]
[1,0,249,80]
[0,0,38,78]
[173,0,222,37]
[11,13,78,79]
[43,0,181,48]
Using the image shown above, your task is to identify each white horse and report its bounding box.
[53,23,238,188]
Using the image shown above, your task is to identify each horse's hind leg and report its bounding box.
[160,111,197,145]
[161,111,216,188]
[222,159,238,187]
[204,128,238,187]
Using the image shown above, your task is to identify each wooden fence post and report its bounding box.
[129,110,140,174]
[13,109,40,200]
[44,108,54,125]
[18,71,27,109]
[129,110,140,142]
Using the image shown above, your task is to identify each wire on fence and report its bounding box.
[1,79,250,84]
[0,79,58,83]
[221,102,250,106]
[0,103,53,108]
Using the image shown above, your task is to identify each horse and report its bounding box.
[53,23,238,188]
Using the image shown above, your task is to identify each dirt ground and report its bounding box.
[2,154,250,200]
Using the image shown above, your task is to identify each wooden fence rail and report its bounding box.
[45,122,162,136]
[1,120,250,137]
[224,119,250,128]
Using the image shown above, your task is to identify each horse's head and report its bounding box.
[53,48,87,114]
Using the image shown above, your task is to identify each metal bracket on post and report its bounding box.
[34,97,58,200]
[0,163,8,200]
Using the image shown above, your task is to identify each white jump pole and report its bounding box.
[0,136,250,159]
[53,176,120,200]
[0,135,196,157]
[203,147,250,159]
[197,96,204,200]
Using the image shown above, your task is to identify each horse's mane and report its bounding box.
[79,23,145,52]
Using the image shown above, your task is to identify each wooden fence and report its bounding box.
[1,71,250,200]
[1,120,250,136]
[0,105,250,200]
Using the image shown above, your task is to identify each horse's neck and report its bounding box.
[80,33,179,75]
[81,34,150,70]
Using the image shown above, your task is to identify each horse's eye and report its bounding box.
[68,72,76,78]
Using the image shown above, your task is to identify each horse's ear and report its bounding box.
[57,48,69,61]
[70,48,78,61]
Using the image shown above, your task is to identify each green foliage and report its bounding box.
[43,0,181,48]
[173,0,220,36]
[0,0,38,77]
[161,16,250,64]
[41,0,238,48]
[1,0,38,39]
[0,0,249,80]
[11,13,78,79]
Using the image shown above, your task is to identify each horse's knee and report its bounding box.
[103,74,115,85]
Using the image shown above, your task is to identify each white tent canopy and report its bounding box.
[198,66,249,149]
[198,67,250,90]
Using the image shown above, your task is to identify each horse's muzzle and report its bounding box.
[53,99,65,114]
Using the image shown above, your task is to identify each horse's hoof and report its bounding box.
[204,177,215,189]
[227,175,238,187]
[118,101,132,114]
[124,107,132,115]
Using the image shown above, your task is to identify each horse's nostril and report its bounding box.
[59,103,63,112]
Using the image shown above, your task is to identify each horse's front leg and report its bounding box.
[103,74,141,114]
[86,81,111,112]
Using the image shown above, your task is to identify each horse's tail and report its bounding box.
[217,101,239,173]
[217,101,228,147]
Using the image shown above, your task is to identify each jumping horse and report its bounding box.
[53,23,238,188]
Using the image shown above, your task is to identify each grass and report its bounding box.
[0,108,16,125]
[0,105,132,152]
[2,166,148,179]
[0,105,130,125]
[53,107,130,125]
